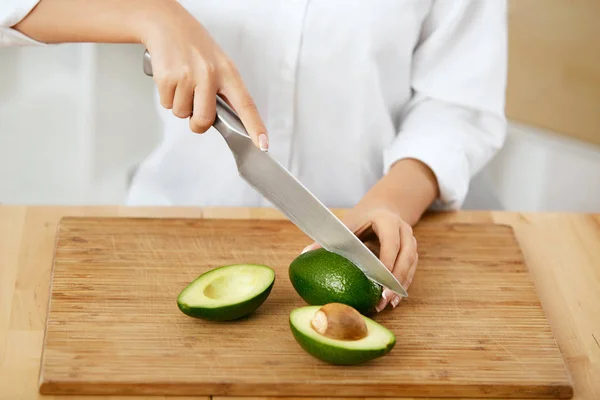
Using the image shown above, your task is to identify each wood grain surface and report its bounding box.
[36,216,572,398]
[1,207,599,400]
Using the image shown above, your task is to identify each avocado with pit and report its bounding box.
[289,303,396,365]
[177,264,275,321]
[289,248,382,315]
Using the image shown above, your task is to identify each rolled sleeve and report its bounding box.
[0,0,45,47]
[384,0,508,210]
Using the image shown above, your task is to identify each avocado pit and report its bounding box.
[310,303,368,341]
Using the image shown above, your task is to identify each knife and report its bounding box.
[142,50,407,297]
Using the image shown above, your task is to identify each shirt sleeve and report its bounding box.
[0,0,46,47]
[383,0,508,210]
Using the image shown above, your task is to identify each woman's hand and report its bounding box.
[302,207,418,311]
[141,1,269,150]
[13,0,269,151]
[301,158,440,312]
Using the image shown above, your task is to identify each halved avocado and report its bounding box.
[289,305,396,365]
[177,264,275,321]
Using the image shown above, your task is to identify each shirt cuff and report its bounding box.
[0,0,46,47]
[382,133,470,211]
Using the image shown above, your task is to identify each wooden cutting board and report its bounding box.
[38,217,572,398]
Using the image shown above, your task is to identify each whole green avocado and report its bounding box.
[288,248,383,315]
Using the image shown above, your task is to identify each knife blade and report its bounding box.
[142,50,407,297]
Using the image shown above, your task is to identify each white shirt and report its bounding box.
[1,0,507,210]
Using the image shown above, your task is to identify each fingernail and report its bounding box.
[382,288,393,302]
[375,297,387,313]
[301,244,313,254]
[258,133,269,152]
[391,296,400,308]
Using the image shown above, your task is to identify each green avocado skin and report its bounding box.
[177,280,275,321]
[288,248,383,316]
[289,319,396,365]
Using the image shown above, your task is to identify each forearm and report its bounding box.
[12,0,175,44]
[356,159,439,226]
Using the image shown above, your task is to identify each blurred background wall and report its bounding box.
[0,0,599,211]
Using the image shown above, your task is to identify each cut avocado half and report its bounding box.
[289,305,396,365]
[177,264,275,321]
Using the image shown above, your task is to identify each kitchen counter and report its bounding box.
[0,206,598,400]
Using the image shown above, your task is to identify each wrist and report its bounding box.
[137,0,198,48]
[133,0,177,45]
[356,159,439,226]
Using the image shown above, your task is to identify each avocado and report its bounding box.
[289,248,382,315]
[177,264,275,321]
[289,304,396,365]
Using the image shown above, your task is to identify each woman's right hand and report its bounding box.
[140,1,269,151]
[12,0,267,150]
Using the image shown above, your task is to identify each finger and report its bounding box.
[373,216,401,312]
[394,223,417,283]
[220,77,269,151]
[377,222,415,311]
[390,252,418,309]
[376,295,388,313]
[377,287,398,312]
[405,252,418,289]
[156,75,177,110]
[189,82,217,133]
[371,218,401,312]
[388,229,418,309]
[377,285,402,312]
[370,218,401,271]
[172,81,195,119]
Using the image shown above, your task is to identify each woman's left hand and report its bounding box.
[302,206,418,312]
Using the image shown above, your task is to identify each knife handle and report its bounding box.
[142,49,251,142]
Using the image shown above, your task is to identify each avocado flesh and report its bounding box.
[289,248,382,315]
[177,264,275,321]
[290,306,396,365]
